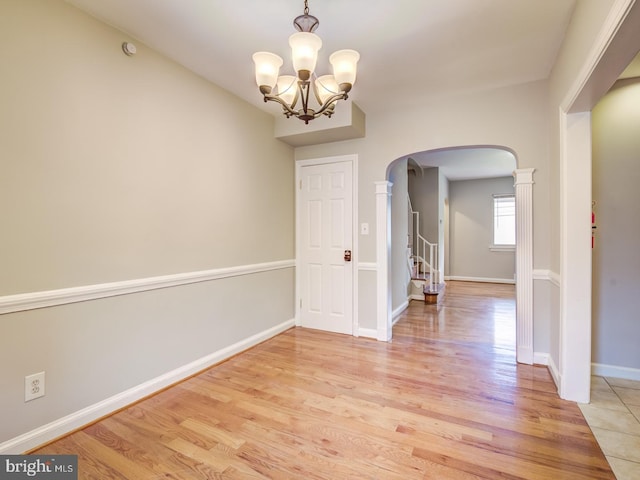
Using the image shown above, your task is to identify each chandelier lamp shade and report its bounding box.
[252,0,360,124]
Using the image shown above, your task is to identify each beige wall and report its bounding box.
[448,177,516,281]
[0,0,294,446]
[438,171,448,280]
[1,0,629,447]
[1,1,294,294]
[389,159,409,313]
[296,80,551,262]
[545,0,618,375]
[407,166,440,294]
[408,168,440,246]
[548,0,617,274]
[592,77,640,370]
[295,80,552,350]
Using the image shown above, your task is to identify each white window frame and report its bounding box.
[491,194,515,251]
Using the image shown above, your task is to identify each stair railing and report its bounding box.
[408,195,439,292]
[417,234,438,292]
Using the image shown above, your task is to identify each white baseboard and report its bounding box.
[445,276,515,284]
[533,352,549,366]
[409,294,423,301]
[517,345,534,365]
[548,355,561,391]
[0,318,295,455]
[392,300,409,325]
[358,328,378,339]
[540,358,639,397]
[592,363,640,381]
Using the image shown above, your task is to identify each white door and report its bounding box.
[298,160,353,335]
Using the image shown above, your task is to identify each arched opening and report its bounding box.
[380,145,535,364]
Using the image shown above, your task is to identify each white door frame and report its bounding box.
[558,0,638,402]
[295,154,359,335]
[559,111,592,402]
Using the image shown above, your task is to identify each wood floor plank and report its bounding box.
[32,281,614,479]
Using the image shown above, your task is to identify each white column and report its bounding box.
[514,168,535,365]
[375,181,393,341]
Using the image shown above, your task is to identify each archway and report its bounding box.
[379,145,535,365]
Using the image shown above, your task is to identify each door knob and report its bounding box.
[344,250,352,262]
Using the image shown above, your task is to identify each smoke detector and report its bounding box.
[122,42,137,56]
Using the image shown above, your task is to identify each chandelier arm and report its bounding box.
[312,92,348,117]
[285,84,301,111]
[315,103,335,119]
[262,93,299,116]
[262,87,347,121]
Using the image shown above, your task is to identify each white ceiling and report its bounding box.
[409,147,517,181]
[65,0,579,179]
[65,0,578,114]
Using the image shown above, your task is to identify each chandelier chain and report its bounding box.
[304,0,309,15]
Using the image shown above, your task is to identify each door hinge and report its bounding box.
[299,179,302,190]
[299,298,302,309]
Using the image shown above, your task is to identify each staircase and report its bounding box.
[408,196,445,304]
[408,249,445,304]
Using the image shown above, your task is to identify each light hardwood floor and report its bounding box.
[33,281,615,479]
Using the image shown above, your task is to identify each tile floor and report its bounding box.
[579,376,640,479]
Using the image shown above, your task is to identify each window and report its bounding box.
[492,194,515,248]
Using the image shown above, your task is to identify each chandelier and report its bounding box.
[252,0,360,124]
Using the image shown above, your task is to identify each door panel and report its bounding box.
[299,161,353,334]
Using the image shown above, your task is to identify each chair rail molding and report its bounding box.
[532,269,561,287]
[357,262,377,271]
[0,260,295,315]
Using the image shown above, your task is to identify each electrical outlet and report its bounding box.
[25,371,45,402]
